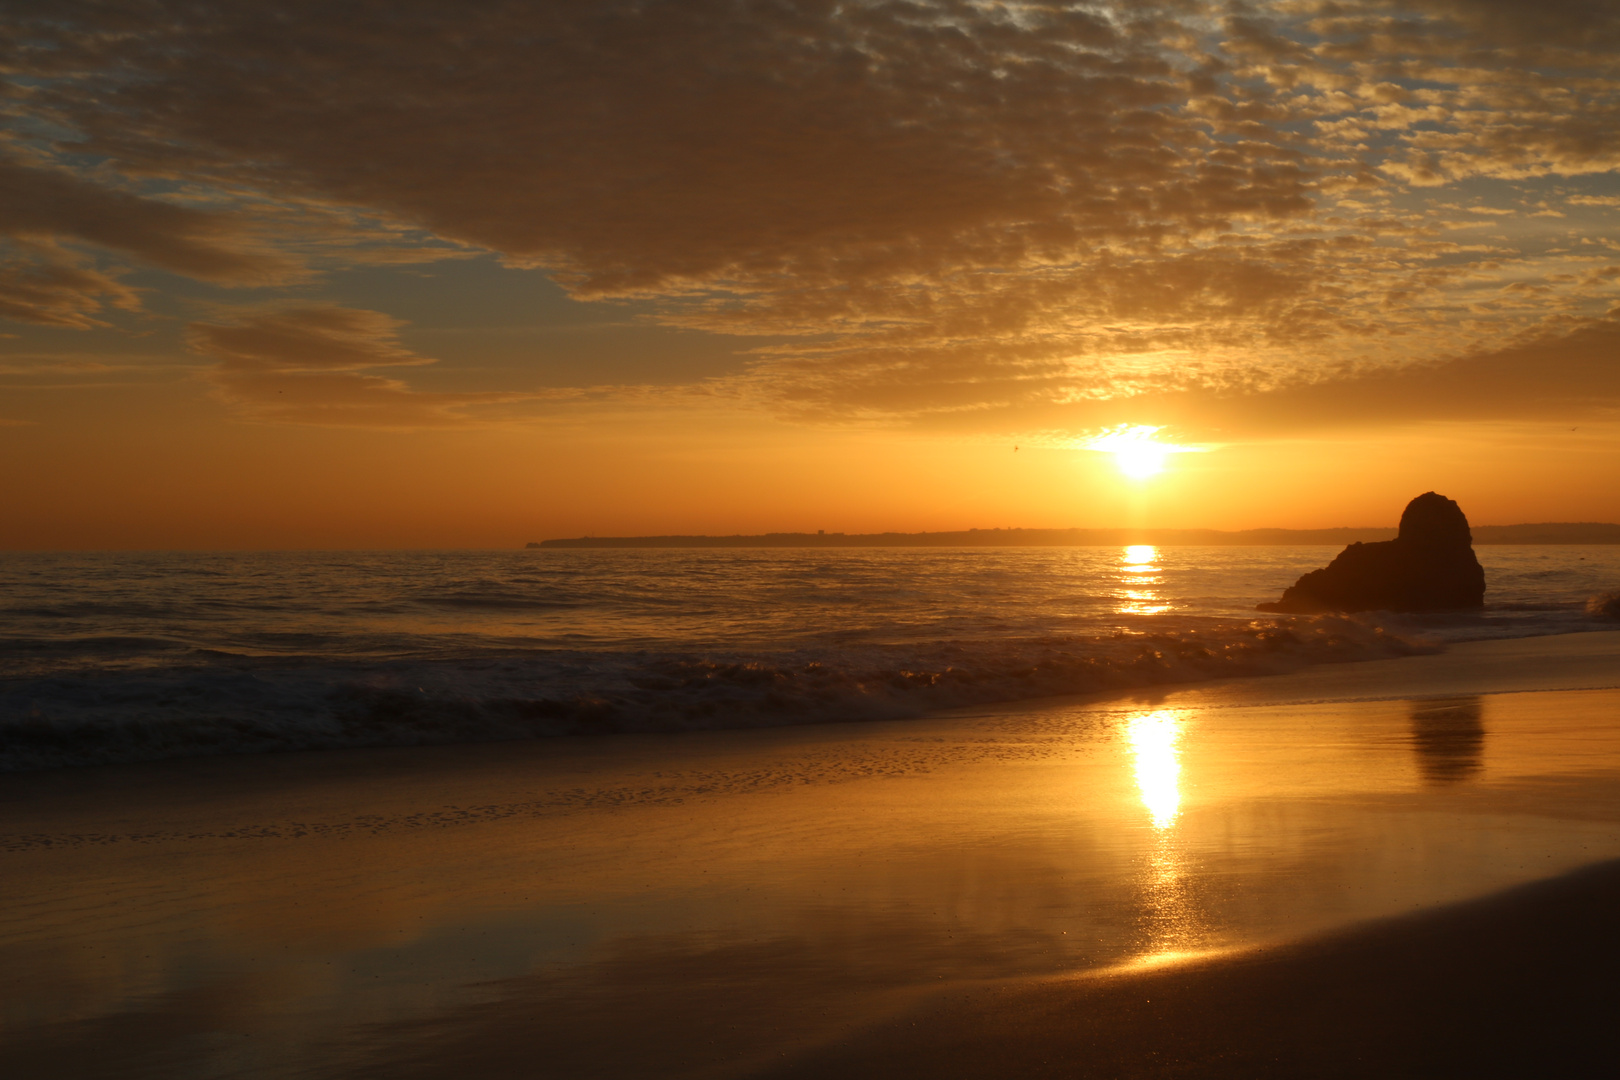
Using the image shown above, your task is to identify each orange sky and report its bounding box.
[3,1,1619,547]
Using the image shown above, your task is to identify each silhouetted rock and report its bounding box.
[1258,492,1486,613]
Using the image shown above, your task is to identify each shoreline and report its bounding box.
[5,628,1616,780]
[1141,627,1620,709]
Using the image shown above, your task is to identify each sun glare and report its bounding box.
[1118,442,1169,479]
[1082,425,1195,480]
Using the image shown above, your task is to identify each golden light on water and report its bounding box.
[1123,544,1156,566]
[1126,710,1184,829]
[1119,590,1171,615]
[1116,545,1171,615]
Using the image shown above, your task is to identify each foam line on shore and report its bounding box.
[1160,629,1620,712]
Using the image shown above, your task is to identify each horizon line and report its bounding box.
[532,522,1620,549]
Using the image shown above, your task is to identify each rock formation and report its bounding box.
[1258,492,1486,613]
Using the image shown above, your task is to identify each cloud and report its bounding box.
[189,306,523,427]
[0,154,305,325]
[1211,312,1620,431]
[17,2,1285,293]
[4,0,1617,429]
[0,238,141,328]
[0,156,294,283]
[889,310,1620,439]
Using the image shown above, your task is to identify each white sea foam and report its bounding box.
[2,546,1616,771]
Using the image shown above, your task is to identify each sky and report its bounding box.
[3,0,1619,548]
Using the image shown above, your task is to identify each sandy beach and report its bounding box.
[766,857,1620,1079]
[2,631,1618,1078]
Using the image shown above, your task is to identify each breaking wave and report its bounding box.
[1,616,1428,772]
[1587,591,1620,619]
[3,545,1614,773]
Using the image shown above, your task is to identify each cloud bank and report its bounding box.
[2,0,1617,431]
[190,307,519,427]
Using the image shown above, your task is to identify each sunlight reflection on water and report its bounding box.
[1116,545,1171,614]
[1123,545,1157,566]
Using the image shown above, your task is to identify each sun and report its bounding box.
[1082,425,1191,480]
[1114,441,1170,479]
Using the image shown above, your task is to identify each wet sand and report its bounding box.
[774,631,1620,1078]
[1,632,1617,1078]
[767,857,1620,1079]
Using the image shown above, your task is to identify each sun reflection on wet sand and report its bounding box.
[1123,708,1211,960]
[1126,710,1182,830]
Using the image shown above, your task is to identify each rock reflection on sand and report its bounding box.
[1410,696,1487,785]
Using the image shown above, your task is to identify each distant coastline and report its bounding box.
[530,523,1620,549]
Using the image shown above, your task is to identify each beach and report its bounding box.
[8,1,1620,1073]
[2,629,1618,1078]
[6,1,1619,1071]
[768,858,1620,1079]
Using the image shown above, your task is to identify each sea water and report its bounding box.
[2,545,1617,771]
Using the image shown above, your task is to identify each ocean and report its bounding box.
[3,545,1618,772]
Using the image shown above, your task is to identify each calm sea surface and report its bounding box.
[2,546,1617,771]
